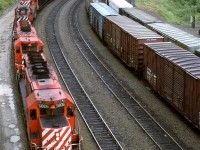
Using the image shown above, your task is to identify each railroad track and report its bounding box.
[45,0,122,149]
[67,0,184,150]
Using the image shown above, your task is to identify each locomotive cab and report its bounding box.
[21,52,80,149]
[26,90,78,149]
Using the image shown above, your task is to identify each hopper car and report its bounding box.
[87,1,200,130]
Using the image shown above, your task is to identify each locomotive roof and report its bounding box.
[34,89,67,101]
[24,52,61,90]
[26,88,74,108]
[17,21,37,35]
[145,42,200,79]
[90,3,119,16]
[106,15,163,39]
[40,115,69,128]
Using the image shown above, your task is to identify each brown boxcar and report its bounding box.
[144,42,200,129]
[104,15,164,74]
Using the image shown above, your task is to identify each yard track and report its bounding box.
[45,0,122,149]
[67,0,184,149]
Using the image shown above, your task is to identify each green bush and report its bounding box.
[0,0,15,11]
[136,0,200,25]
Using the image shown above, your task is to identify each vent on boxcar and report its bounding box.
[27,52,50,79]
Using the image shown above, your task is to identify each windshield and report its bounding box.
[40,114,68,128]
[22,43,38,53]
[40,107,64,116]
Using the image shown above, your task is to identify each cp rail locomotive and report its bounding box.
[86,1,200,130]
[12,0,81,149]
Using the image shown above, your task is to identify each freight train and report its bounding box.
[86,1,200,130]
[12,0,80,149]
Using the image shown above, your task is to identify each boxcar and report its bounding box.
[108,0,133,13]
[85,0,101,13]
[89,3,118,40]
[118,7,200,53]
[147,23,200,52]
[119,7,163,25]
[144,42,200,129]
[104,15,164,74]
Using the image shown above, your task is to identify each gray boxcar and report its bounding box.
[148,23,200,52]
[89,3,118,40]
[120,7,163,25]
[118,7,200,53]
[144,42,200,129]
[104,15,164,74]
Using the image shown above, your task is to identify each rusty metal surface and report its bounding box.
[144,42,200,129]
[104,15,163,73]
[145,42,200,78]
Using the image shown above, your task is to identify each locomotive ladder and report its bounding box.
[45,0,122,149]
[67,0,184,150]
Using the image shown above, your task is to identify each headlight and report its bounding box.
[56,133,59,137]
[56,137,59,141]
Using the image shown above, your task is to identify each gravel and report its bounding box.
[0,0,199,149]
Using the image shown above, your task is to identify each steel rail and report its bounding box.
[67,0,184,149]
[45,0,123,149]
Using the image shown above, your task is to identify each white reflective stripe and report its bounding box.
[68,145,72,150]
[46,140,57,149]
[42,128,51,137]
[62,128,71,141]
[60,127,67,137]
[55,128,71,150]
[42,129,59,146]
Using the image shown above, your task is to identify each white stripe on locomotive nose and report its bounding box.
[42,129,59,146]
[60,127,67,137]
[42,128,51,137]
[17,17,22,21]
[55,128,71,150]
[46,140,57,149]
[24,2,29,6]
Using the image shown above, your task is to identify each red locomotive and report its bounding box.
[12,0,81,149]
[19,51,80,149]
[14,0,37,23]
[13,19,44,76]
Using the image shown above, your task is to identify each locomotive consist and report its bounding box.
[87,2,200,130]
[13,0,80,149]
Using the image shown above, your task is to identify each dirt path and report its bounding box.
[0,5,28,150]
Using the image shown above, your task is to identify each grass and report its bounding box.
[0,0,15,11]
[136,0,200,25]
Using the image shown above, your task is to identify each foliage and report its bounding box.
[136,0,200,25]
[0,0,15,11]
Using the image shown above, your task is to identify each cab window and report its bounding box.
[30,109,37,120]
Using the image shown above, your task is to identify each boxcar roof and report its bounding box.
[145,42,200,78]
[148,23,200,52]
[109,0,133,8]
[106,15,163,39]
[122,7,163,24]
[90,2,118,16]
